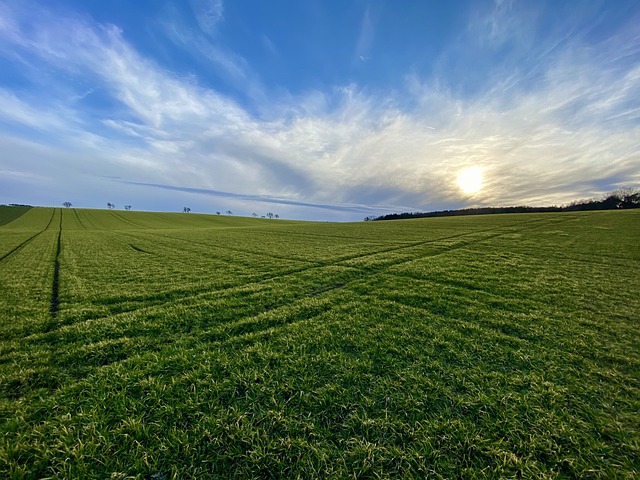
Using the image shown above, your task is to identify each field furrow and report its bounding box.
[0,208,56,261]
[0,208,60,337]
[54,219,521,327]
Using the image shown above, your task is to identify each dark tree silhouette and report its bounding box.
[252,212,258,217]
[266,212,274,219]
[226,210,233,215]
[371,187,640,221]
[63,202,72,208]
[216,211,221,215]
[613,187,640,208]
[107,202,114,210]
[183,207,191,213]
[274,214,279,219]
[124,205,132,211]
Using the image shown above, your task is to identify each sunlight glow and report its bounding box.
[457,167,483,194]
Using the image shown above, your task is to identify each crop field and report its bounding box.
[0,206,639,479]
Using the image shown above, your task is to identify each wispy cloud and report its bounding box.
[122,181,403,215]
[261,34,280,58]
[0,89,73,131]
[190,0,224,36]
[480,0,536,48]
[354,5,376,64]
[159,3,266,105]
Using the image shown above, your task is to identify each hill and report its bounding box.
[1,208,639,478]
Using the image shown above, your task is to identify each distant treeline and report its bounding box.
[367,187,640,221]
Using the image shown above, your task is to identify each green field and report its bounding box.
[1,207,638,479]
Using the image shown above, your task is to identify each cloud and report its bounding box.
[0,1,638,219]
[484,0,530,47]
[261,35,280,58]
[122,181,401,214]
[190,0,224,36]
[159,4,267,106]
[0,89,73,131]
[353,5,376,65]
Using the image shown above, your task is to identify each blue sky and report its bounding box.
[0,0,638,221]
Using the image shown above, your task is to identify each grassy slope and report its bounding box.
[0,209,638,479]
[0,206,32,228]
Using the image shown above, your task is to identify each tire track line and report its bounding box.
[72,208,87,230]
[50,209,63,318]
[208,218,581,350]
[109,210,150,229]
[92,222,531,319]
[50,217,560,329]
[141,230,322,266]
[0,209,56,263]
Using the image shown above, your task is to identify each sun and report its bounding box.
[457,166,483,194]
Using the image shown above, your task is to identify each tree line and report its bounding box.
[366,187,640,222]
[61,203,281,219]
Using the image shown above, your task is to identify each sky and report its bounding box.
[0,0,639,221]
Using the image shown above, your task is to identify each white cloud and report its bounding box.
[261,35,279,58]
[0,89,73,131]
[469,0,539,51]
[190,0,224,36]
[159,5,267,106]
[354,6,376,64]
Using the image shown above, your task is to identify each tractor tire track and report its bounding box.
[72,208,87,230]
[45,215,567,332]
[81,219,544,322]
[0,209,56,263]
[8,213,617,395]
[50,209,63,318]
[141,230,322,266]
[197,215,577,350]
[109,210,150,229]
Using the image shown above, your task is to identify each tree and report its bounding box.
[216,211,221,215]
[252,212,258,217]
[266,212,274,219]
[124,205,132,211]
[614,186,640,208]
[226,210,233,215]
[183,207,191,213]
[107,202,114,210]
[274,214,279,219]
[63,202,72,208]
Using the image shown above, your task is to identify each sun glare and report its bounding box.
[457,167,483,194]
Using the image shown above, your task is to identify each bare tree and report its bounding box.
[63,201,72,208]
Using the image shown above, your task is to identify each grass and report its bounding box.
[0,206,638,478]
[0,206,31,228]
